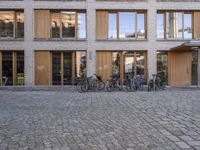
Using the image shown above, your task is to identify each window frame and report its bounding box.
[107,10,147,40]
[157,10,193,40]
[0,10,24,39]
[50,10,86,40]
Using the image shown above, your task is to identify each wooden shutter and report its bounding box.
[168,51,192,87]
[96,51,112,82]
[35,51,51,85]
[35,10,50,38]
[96,11,108,40]
[194,11,200,39]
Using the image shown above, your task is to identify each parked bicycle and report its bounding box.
[148,71,166,92]
[125,75,145,92]
[106,75,123,92]
[1,76,8,86]
[76,74,105,93]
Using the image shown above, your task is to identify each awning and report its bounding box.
[170,41,200,51]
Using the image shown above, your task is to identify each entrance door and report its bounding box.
[52,52,73,85]
[2,52,13,85]
[168,51,192,86]
[192,51,198,85]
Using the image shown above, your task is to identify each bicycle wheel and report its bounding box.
[97,81,105,91]
[106,81,114,92]
[147,80,153,92]
[117,80,124,91]
[81,78,90,93]
[76,80,84,93]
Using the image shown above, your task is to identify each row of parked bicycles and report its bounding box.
[75,71,166,93]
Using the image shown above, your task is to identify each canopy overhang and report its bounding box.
[170,41,200,52]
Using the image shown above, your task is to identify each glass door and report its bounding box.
[63,52,72,85]
[124,52,135,78]
[52,52,61,85]
[2,52,13,85]
[192,51,198,85]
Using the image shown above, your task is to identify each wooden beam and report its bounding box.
[13,52,17,86]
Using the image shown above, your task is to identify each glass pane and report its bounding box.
[184,13,192,39]
[192,51,198,85]
[108,13,117,39]
[137,13,145,39]
[52,52,61,85]
[51,12,60,38]
[16,12,24,38]
[75,52,87,77]
[2,51,13,85]
[157,13,164,39]
[157,51,168,84]
[63,52,72,85]
[112,52,120,77]
[166,12,183,39]
[124,52,135,77]
[0,11,14,38]
[77,13,86,39]
[62,12,76,38]
[17,51,24,85]
[119,12,135,39]
[136,52,144,76]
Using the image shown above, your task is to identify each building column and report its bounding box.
[86,3,96,76]
[198,50,200,87]
[147,49,157,81]
[24,0,34,86]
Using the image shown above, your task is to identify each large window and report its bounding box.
[107,11,146,40]
[108,13,117,39]
[119,12,135,39]
[51,11,86,39]
[157,51,168,84]
[157,11,193,39]
[0,11,24,38]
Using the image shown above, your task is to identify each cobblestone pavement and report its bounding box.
[0,89,200,150]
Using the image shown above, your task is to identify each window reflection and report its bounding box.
[108,13,117,39]
[0,11,14,38]
[77,13,86,39]
[16,12,24,38]
[62,12,76,38]
[184,13,192,39]
[75,52,87,77]
[51,12,60,38]
[157,13,164,38]
[119,12,135,39]
[112,52,120,77]
[166,12,183,39]
[137,13,145,39]
[157,51,168,84]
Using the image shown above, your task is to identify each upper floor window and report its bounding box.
[157,11,192,39]
[51,11,86,39]
[0,11,24,39]
[97,10,147,40]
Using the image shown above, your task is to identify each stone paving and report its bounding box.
[0,89,200,150]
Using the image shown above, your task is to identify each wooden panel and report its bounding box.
[96,11,108,39]
[120,52,124,82]
[194,11,200,39]
[12,52,17,85]
[144,51,148,81]
[0,51,2,86]
[96,52,112,82]
[35,51,51,85]
[35,10,50,38]
[168,51,192,87]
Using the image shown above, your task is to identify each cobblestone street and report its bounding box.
[0,89,200,150]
